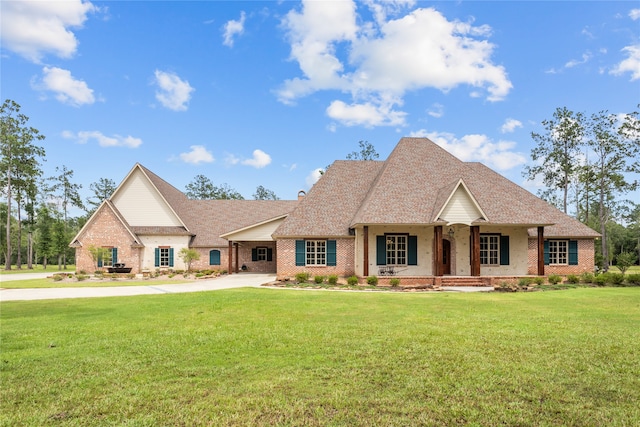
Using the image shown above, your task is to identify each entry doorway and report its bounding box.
[442,239,451,275]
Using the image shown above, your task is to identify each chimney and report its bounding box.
[297,190,306,201]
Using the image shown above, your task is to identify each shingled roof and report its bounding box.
[276,137,599,238]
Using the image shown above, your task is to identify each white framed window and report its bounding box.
[548,240,568,265]
[159,247,170,267]
[306,240,326,266]
[480,235,499,265]
[386,235,407,266]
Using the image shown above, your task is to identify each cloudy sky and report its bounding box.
[1,0,638,211]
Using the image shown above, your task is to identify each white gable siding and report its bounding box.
[224,218,285,241]
[440,186,483,225]
[111,169,182,227]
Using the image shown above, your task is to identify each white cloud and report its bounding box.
[179,145,214,164]
[409,130,526,171]
[241,149,272,168]
[63,130,142,148]
[0,0,97,62]
[278,1,512,128]
[222,11,246,47]
[610,45,640,81]
[153,70,194,111]
[500,118,523,134]
[427,103,444,118]
[34,67,95,106]
[630,9,640,20]
[306,168,323,188]
[564,52,592,68]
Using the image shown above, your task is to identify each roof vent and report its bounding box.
[297,190,306,200]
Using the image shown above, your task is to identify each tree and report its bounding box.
[0,99,46,270]
[346,140,380,161]
[253,185,279,200]
[48,165,83,269]
[87,244,111,271]
[86,178,116,213]
[185,175,244,200]
[586,109,640,271]
[35,204,53,269]
[615,252,636,274]
[524,107,585,214]
[178,248,200,272]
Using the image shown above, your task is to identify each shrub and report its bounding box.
[389,278,401,287]
[594,274,607,286]
[609,273,625,286]
[76,274,88,281]
[518,277,534,287]
[347,275,359,286]
[53,274,63,282]
[548,274,562,285]
[580,272,594,284]
[327,274,339,285]
[314,275,325,284]
[626,274,640,286]
[295,272,310,283]
[127,273,136,279]
[78,270,87,275]
[533,277,545,285]
[615,252,637,274]
[566,274,579,284]
[367,276,378,286]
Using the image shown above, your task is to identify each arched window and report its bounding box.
[209,249,221,265]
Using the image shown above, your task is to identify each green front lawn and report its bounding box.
[1,288,639,426]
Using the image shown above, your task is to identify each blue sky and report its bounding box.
[1,1,639,214]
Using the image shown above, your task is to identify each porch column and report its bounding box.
[228,241,233,274]
[363,226,369,277]
[234,242,239,273]
[537,226,545,276]
[470,226,480,276]
[434,226,443,276]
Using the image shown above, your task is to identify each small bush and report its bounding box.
[76,274,88,282]
[566,274,579,284]
[580,272,594,284]
[518,277,534,287]
[195,273,205,278]
[94,270,103,276]
[347,275,358,286]
[295,272,310,283]
[389,278,401,287]
[548,274,562,285]
[609,273,625,286]
[53,274,63,282]
[533,277,544,285]
[327,274,339,285]
[314,275,325,284]
[78,270,87,275]
[626,274,640,286]
[367,276,378,286]
[127,273,136,279]
[594,274,607,286]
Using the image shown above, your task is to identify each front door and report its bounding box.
[442,239,451,275]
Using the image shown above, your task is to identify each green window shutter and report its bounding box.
[97,255,103,268]
[209,250,220,265]
[543,241,549,265]
[169,248,174,267]
[252,248,258,262]
[500,235,509,265]
[112,248,118,265]
[327,240,337,266]
[154,248,160,267]
[295,240,305,266]
[568,240,578,265]
[267,248,273,262]
[376,236,386,265]
[408,235,417,265]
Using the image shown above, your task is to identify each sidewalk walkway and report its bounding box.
[0,273,274,302]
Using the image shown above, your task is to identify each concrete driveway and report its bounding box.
[0,273,275,302]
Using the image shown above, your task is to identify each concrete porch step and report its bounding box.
[439,276,490,287]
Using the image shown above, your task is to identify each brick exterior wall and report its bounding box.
[276,238,355,280]
[527,238,595,275]
[74,207,142,273]
[179,242,278,273]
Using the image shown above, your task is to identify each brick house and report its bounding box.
[71,137,599,284]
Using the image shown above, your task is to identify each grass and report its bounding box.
[1,288,639,426]
[0,265,75,275]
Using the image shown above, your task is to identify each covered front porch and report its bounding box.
[355,224,547,279]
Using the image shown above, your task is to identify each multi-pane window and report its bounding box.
[159,247,171,267]
[306,240,326,266]
[480,235,499,265]
[257,247,267,261]
[386,235,407,265]
[548,240,568,265]
[101,247,113,267]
